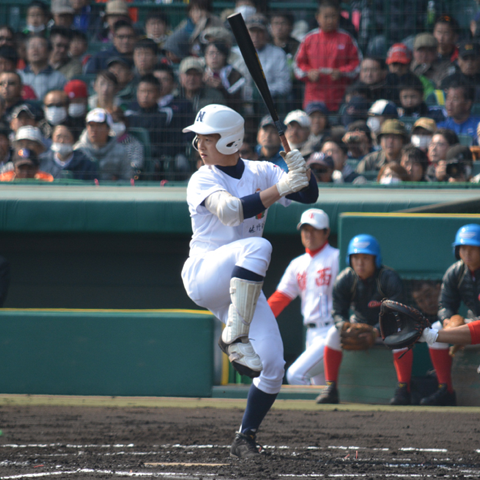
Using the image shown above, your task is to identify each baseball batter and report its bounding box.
[268,209,339,387]
[181,105,318,459]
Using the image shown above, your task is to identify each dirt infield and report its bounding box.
[0,397,479,479]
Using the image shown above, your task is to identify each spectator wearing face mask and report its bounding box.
[39,123,97,180]
[376,161,409,184]
[23,0,50,36]
[64,80,88,123]
[366,99,398,146]
[410,117,436,152]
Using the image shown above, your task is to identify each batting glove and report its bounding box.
[280,149,306,172]
[276,169,309,197]
[419,327,439,345]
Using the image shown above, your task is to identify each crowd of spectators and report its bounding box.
[1,0,480,184]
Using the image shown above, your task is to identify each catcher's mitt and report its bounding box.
[444,315,465,357]
[340,322,377,351]
[379,300,430,350]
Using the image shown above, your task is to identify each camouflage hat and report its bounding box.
[377,119,409,140]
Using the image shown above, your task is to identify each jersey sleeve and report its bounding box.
[268,290,292,317]
[276,259,300,299]
[468,320,480,345]
[187,168,227,214]
[260,161,292,207]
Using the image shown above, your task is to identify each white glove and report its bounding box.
[276,169,309,196]
[280,149,306,172]
[419,327,439,345]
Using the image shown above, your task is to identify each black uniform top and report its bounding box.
[439,260,480,324]
[332,265,403,331]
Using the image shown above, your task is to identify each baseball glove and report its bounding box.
[379,299,430,350]
[340,322,377,350]
[444,315,465,357]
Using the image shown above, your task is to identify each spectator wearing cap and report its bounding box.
[94,0,132,44]
[342,120,373,160]
[144,11,171,55]
[321,138,365,183]
[386,43,411,77]
[357,57,399,103]
[303,102,330,153]
[0,147,53,182]
[356,119,409,172]
[50,0,75,29]
[74,108,131,181]
[9,105,46,149]
[438,79,480,142]
[20,35,67,101]
[400,145,429,182]
[14,126,46,159]
[306,152,335,183]
[440,41,480,103]
[340,96,371,128]
[294,1,360,113]
[0,46,19,75]
[255,115,286,171]
[64,80,88,123]
[366,99,398,143]
[398,73,445,123]
[126,74,184,174]
[433,14,459,63]
[203,41,245,113]
[23,0,50,36]
[410,33,449,88]
[48,27,82,81]
[85,20,136,75]
[107,57,136,108]
[89,70,121,113]
[178,56,224,114]
[410,117,436,152]
[234,14,290,115]
[40,124,97,180]
[284,109,312,157]
[163,28,191,64]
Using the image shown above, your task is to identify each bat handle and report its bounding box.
[274,120,291,153]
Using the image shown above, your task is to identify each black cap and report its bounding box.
[459,41,480,58]
[12,148,39,167]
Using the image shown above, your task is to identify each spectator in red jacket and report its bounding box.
[294,0,361,112]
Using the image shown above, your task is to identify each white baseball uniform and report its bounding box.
[274,244,339,385]
[181,159,292,395]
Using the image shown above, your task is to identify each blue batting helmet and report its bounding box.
[346,234,382,268]
[452,224,480,259]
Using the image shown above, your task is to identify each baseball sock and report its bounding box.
[323,346,343,383]
[429,348,453,392]
[393,349,413,390]
[241,384,277,435]
[231,266,264,282]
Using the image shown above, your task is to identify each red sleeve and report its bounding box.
[267,290,293,317]
[294,38,311,81]
[468,320,480,345]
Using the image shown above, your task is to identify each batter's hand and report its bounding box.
[276,169,309,196]
[280,149,306,172]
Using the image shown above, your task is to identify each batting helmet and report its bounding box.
[183,104,244,155]
[346,234,382,268]
[452,224,480,259]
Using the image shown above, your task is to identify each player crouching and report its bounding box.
[181,105,318,458]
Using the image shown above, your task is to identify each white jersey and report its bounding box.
[276,244,339,327]
[186,159,290,256]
